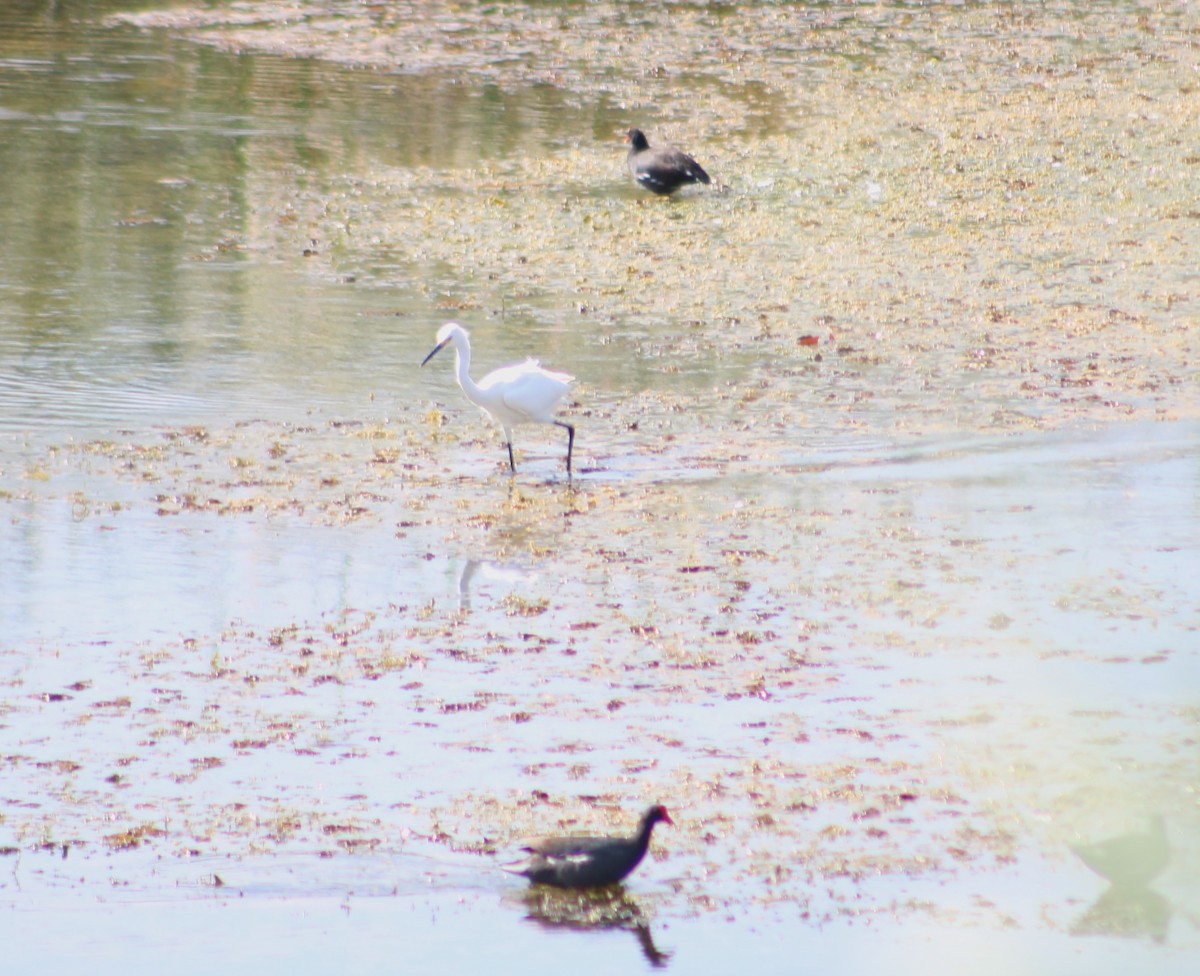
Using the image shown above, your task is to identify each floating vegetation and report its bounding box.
[0,1,1195,949]
[104,825,167,851]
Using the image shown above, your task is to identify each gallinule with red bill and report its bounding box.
[502,805,673,888]
[625,129,711,196]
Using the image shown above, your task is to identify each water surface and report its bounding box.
[1,2,1198,973]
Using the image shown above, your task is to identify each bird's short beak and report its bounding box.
[421,340,448,367]
[663,811,675,827]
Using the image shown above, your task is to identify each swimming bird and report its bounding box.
[625,128,711,195]
[1071,814,1169,889]
[421,322,575,476]
[501,804,673,888]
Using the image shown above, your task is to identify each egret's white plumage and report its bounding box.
[421,322,576,476]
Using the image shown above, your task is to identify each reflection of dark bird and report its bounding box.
[502,805,673,888]
[1070,884,1171,943]
[1071,814,1169,889]
[630,923,671,968]
[625,129,711,195]
[517,886,672,967]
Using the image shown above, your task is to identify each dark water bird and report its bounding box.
[625,128,711,195]
[502,805,674,888]
[1070,814,1169,889]
[421,322,575,476]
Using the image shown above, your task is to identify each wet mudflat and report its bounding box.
[1,2,1198,973]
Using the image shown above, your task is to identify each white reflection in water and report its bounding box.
[456,558,541,611]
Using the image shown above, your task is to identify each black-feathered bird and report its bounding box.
[501,805,674,888]
[625,129,711,195]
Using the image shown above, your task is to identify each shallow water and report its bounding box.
[2,1,1199,972]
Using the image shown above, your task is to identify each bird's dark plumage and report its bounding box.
[625,129,710,195]
[501,805,673,888]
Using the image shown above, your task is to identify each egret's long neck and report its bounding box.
[453,340,484,402]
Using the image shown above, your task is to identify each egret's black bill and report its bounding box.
[421,341,448,367]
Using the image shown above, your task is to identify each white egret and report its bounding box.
[421,322,576,476]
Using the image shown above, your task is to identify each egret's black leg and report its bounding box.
[507,439,516,474]
[555,421,575,477]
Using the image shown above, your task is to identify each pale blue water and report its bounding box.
[1,4,1197,974]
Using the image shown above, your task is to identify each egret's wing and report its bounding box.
[480,360,573,423]
[477,359,540,388]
